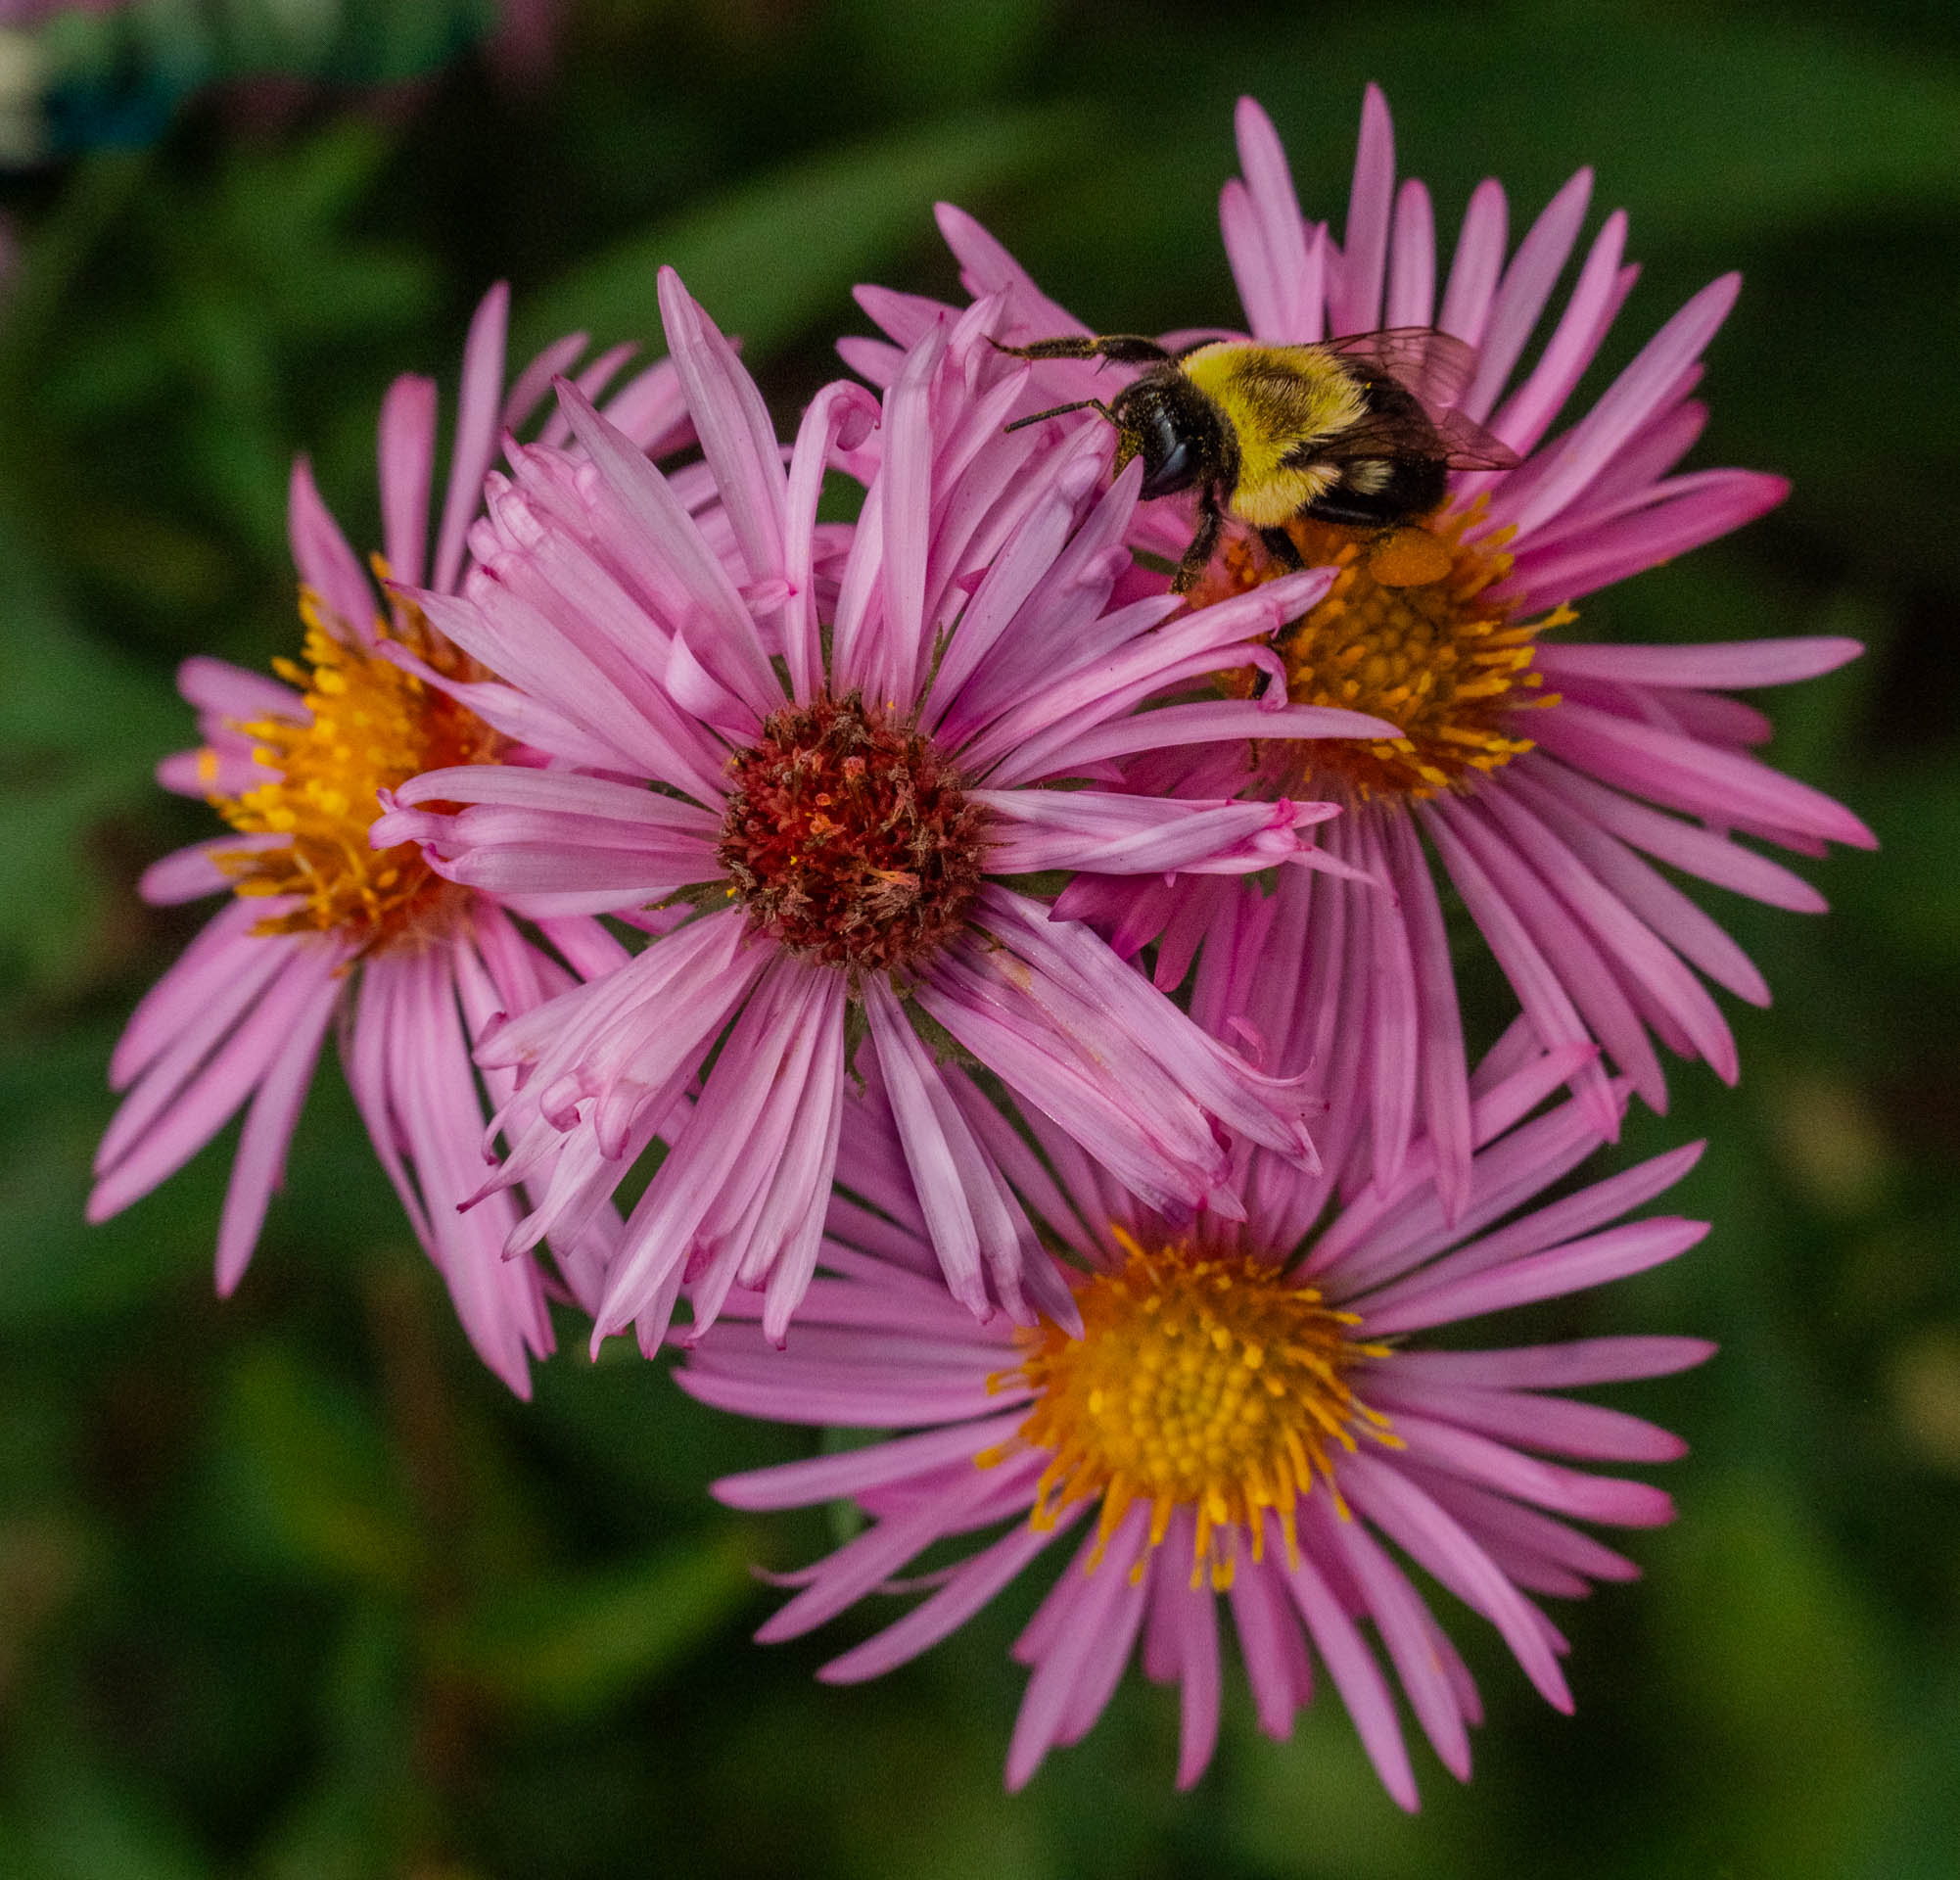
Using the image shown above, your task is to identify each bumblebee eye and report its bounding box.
[1140,420,1198,497]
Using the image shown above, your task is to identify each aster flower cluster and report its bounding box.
[96,89,1868,1805]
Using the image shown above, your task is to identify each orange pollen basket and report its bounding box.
[206,581,500,951]
[1200,503,1572,800]
[983,1228,1398,1591]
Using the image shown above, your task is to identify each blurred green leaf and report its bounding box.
[1225,1689,1488,1877]
[0,508,181,1000]
[2,1732,214,1880]
[0,1023,220,1328]
[1190,5,1960,241]
[1003,8,1960,343]
[1646,1469,1891,1878]
[0,1516,94,1712]
[442,1529,759,1723]
[837,0,1053,112]
[1839,756,1960,972]
[217,1346,422,1597]
[1856,1662,1960,1880]
[527,1336,799,1517]
[9,121,437,583]
[520,102,1106,366]
[254,1607,416,1880]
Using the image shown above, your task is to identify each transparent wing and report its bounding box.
[1320,327,1478,415]
[1430,406,1522,471]
[1289,400,1520,473]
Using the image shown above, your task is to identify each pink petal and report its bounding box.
[1505,470,1789,608]
[1531,700,1876,850]
[1483,212,1628,458]
[1386,1414,1675,1528]
[656,267,788,589]
[176,654,303,725]
[1437,179,1508,349]
[1005,1516,1145,1790]
[1385,177,1435,329]
[1507,274,1741,539]
[287,458,376,643]
[1332,84,1395,336]
[138,834,282,907]
[1313,1497,1470,1780]
[1528,756,1829,912]
[1231,95,1322,344]
[1421,800,1618,1136]
[1383,810,1472,1221]
[1461,168,1594,422]
[1393,1336,1716,1390]
[1479,781,1739,1080]
[820,1518,1066,1685]
[212,964,339,1293]
[1535,636,1863,691]
[1362,1216,1708,1335]
[553,378,781,718]
[1340,1452,1573,1712]
[1283,1545,1419,1811]
[432,283,510,594]
[377,373,437,589]
[1228,1559,1313,1740]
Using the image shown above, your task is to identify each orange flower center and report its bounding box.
[208,588,499,949]
[1203,505,1571,799]
[989,1228,1397,1588]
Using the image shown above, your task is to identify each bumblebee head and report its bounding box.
[1110,374,1228,499]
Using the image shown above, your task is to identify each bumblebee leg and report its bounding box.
[990,334,1172,364]
[1003,398,1116,434]
[1259,526,1305,570]
[1172,491,1227,594]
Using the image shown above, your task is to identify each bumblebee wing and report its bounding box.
[1287,407,1449,467]
[1285,404,1520,474]
[1320,327,1478,415]
[1430,406,1522,471]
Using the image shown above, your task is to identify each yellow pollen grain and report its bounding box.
[992,1228,1397,1590]
[206,589,500,949]
[1198,502,1571,801]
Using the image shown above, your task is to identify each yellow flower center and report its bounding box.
[990,1227,1397,1588]
[1203,505,1571,800]
[208,586,499,948]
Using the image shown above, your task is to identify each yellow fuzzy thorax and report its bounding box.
[985,1228,1398,1589]
[1179,341,1366,528]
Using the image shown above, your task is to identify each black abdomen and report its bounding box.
[1298,373,1450,529]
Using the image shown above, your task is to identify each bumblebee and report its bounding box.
[997,328,1520,592]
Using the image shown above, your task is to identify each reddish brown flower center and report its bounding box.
[717,693,988,972]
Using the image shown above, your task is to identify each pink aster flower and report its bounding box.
[678,891,1712,1803]
[847,88,1874,1219]
[379,267,1394,1350]
[91,286,695,1395]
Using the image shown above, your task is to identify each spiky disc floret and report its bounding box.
[718,693,988,971]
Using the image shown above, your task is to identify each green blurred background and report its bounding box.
[1,1,1956,1874]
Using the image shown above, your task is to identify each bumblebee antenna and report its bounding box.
[1004,398,1117,434]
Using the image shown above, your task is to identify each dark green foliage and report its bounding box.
[0,1,1956,1874]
